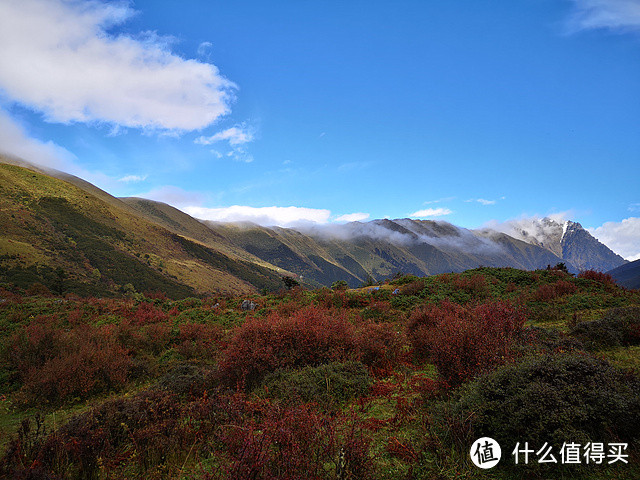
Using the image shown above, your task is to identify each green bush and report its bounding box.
[157,363,208,396]
[570,306,640,349]
[433,353,640,451]
[258,361,372,407]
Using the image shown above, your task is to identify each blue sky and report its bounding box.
[0,0,639,259]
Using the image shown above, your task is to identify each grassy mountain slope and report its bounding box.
[0,159,283,296]
[121,197,287,272]
[207,222,363,287]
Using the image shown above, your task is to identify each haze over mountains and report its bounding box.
[0,157,630,295]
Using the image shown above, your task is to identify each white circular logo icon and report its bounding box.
[470,437,501,469]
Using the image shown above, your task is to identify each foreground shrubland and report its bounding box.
[0,267,639,479]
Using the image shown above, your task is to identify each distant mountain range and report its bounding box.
[608,259,640,290]
[201,216,626,288]
[0,156,631,295]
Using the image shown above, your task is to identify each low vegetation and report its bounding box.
[0,267,639,479]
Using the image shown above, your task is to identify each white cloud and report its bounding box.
[337,161,372,172]
[409,208,453,218]
[137,185,206,208]
[335,212,370,222]
[423,196,455,205]
[0,0,235,132]
[567,0,640,32]
[629,203,640,212]
[465,198,497,205]
[195,125,254,146]
[118,174,147,183]
[587,217,640,261]
[483,213,573,249]
[197,41,213,59]
[0,107,115,188]
[184,205,332,227]
[0,108,77,169]
[196,124,255,162]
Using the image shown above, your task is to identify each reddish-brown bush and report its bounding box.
[385,436,418,462]
[25,283,51,297]
[130,301,168,325]
[354,322,403,373]
[219,305,402,389]
[533,284,557,302]
[407,300,526,385]
[451,274,487,295]
[225,401,375,480]
[219,306,357,388]
[400,280,426,296]
[554,279,578,296]
[174,322,224,359]
[8,319,66,374]
[533,280,578,301]
[578,270,616,286]
[11,325,130,405]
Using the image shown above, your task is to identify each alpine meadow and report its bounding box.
[1,1,639,479]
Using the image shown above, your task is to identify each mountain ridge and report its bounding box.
[0,156,628,294]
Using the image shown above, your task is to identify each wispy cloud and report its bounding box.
[566,0,640,33]
[423,197,455,205]
[587,217,640,261]
[0,0,234,132]
[118,174,148,183]
[197,41,213,60]
[0,108,114,189]
[465,198,498,205]
[196,124,256,162]
[184,205,332,227]
[337,161,372,172]
[136,185,206,208]
[0,108,76,169]
[195,125,255,146]
[409,208,453,218]
[628,203,640,212]
[335,212,370,222]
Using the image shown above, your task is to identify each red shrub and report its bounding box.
[533,280,578,301]
[578,270,616,286]
[8,318,65,374]
[17,326,130,405]
[400,280,425,296]
[533,284,557,302]
[140,322,171,355]
[354,322,403,373]
[554,279,578,296]
[452,274,488,295]
[219,306,358,388]
[25,283,51,297]
[386,436,418,462]
[130,301,168,325]
[407,300,526,386]
[175,322,224,359]
[220,401,374,480]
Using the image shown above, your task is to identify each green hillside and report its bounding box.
[0,160,283,297]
